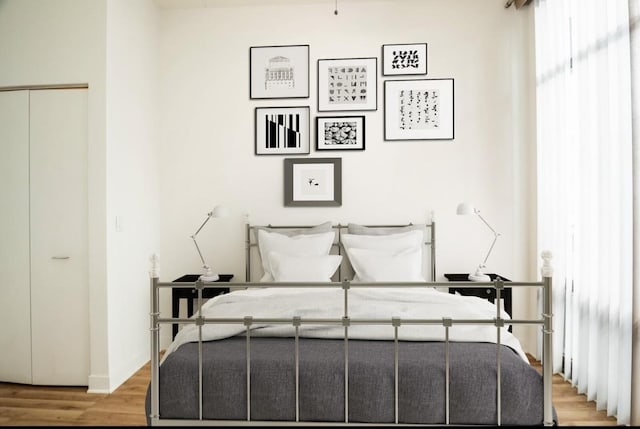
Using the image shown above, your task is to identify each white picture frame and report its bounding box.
[250,45,309,99]
[384,78,454,141]
[317,57,377,112]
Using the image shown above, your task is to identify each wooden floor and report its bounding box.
[0,355,620,426]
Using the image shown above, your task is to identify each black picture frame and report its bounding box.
[384,78,455,141]
[250,45,310,99]
[382,43,428,76]
[284,157,342,207]
[255,106,310,155]
[317,57,378,112]
[315,116,365,151]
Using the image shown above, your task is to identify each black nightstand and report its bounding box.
[172,274,233,339]
[444,273,513,330]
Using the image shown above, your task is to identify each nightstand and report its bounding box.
[444,273,513,330]
[172,274,233,339]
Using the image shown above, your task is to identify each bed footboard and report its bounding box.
[147,252,556,426]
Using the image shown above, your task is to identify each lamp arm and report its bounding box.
[475,211,500,267]
[191,212,213,268]
[475,212,498,236]
[191,235,208,267]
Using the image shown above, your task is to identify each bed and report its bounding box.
[146,221,555,426]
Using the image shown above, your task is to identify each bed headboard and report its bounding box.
[245,222,436,282]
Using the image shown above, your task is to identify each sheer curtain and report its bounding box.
[535,0,634,424]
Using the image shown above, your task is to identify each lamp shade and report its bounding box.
[212,205,230,218]
[456,202,475,215]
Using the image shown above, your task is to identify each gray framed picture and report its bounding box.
[317,57,377,111]
[316,116,365,151]
[384,78,454,141]
[382,43,428,76]
[250,45,309,99]
[255,106,310,155]
[284,158,342,207]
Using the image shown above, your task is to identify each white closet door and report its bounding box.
[0,91,32,384]
[29,89,89,386]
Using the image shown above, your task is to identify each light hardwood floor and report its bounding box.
[0,355,619,426]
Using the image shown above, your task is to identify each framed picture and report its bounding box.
[317,57,377,111]
[284,158,342,207]
[255,106,310,155]
[316,116,365,151]
[382,43,428,76]
[250,45,309,99]
[384,78,454,141]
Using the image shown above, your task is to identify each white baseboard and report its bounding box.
[87,350,148,394]
[87,374,111,393]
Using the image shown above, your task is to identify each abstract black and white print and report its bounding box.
[398,89,440,130]
[391,49,420,71]
[323,121,358,145]
[265,113,301,149]
[316,116,365,150]
[327,65,368,105]
[382,43,427,76]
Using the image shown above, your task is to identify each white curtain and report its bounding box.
[535,0,634,424]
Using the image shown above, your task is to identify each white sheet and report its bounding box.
[163,286,528,364]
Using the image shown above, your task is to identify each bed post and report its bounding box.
[149,254,160,424]
[541,250,554,426]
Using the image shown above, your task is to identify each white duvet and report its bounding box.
[163,286,528,363]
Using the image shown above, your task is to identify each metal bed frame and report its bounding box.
[148,222,554,426]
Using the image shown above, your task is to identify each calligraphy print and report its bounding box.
[327,65,368,105]
[398,89,440,130]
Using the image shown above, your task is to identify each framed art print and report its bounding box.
[250,45,309,99]
[255,106,310,155]
[384,78,454,141]
[382,43,428,76]
[316,116,365,151]
[284,158,342,207]
[317,57,377,111]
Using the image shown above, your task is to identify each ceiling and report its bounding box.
[154,0,404,9]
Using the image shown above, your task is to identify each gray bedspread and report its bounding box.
[145,337,556,425]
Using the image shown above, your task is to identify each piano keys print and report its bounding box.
[265,113,301,148]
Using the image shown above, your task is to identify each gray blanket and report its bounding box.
[145,337,556,425]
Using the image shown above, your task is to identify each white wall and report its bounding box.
[105,0,160,391]
[157,0,538,351]
[0,0,162,393]
[0,0,111,392]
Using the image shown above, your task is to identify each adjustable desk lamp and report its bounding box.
[456,202,501,282]
[191,205,229,282]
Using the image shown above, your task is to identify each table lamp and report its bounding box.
[456,202,500,282]
[191,205,229,282]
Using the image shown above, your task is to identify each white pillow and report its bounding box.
[341,229,424,277]
[257,229,335,281]
[348,247,425,282]
[268,251,342,282]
